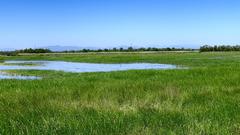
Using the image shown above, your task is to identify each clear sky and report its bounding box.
[1,0,240,49]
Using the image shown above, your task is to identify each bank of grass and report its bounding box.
[0,63,40,66]
[2,51,240,67]
[0,52,240,134]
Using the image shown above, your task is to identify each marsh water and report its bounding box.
[0,73,41,80]
[0,60,178,80]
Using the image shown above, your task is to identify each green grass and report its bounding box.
[0,52,240,134]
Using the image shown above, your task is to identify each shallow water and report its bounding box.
[0,72,41,80]
[0,60,178,79]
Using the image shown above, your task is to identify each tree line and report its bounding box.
[0,48,51,56]
[16,48,52,53]
[0,51,18,56]
[62,47,194,53]
[2,45,240,56]
[200,45,240,52]
[0,47,195,56]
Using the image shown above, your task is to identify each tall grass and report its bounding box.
[0,52,240,134]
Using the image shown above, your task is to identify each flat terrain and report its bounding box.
[0,52,240,134]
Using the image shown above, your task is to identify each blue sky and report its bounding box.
[1,0,240,49]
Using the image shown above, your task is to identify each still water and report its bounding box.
[0,72,41,80]
[0,60,178,80]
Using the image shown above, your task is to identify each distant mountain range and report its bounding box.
[39,45,98,52]
[0,45,129,52]
[0,48,15,51]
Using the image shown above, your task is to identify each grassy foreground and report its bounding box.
[0,52,240,134]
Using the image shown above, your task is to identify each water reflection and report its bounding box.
[0,60,178,80]
[0,72,41,80]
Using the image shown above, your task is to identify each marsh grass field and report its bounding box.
[0,52,240,134]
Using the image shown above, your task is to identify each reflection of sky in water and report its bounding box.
[0,72,41,80]
[2,61,177,73]
[0,61,178,80]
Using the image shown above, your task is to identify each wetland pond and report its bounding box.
[0,60,179,80]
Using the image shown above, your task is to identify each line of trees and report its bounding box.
[62,47,195,53]
[0,47,195,56]
[2,45,240,55]
[0,48,52,56]
[0,51,18,56]
[16,48,52,53]
[200,45,240,52]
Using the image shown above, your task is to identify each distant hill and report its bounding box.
[39,45,98,52]
[39,46,81,52]
[0,48,15,51]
